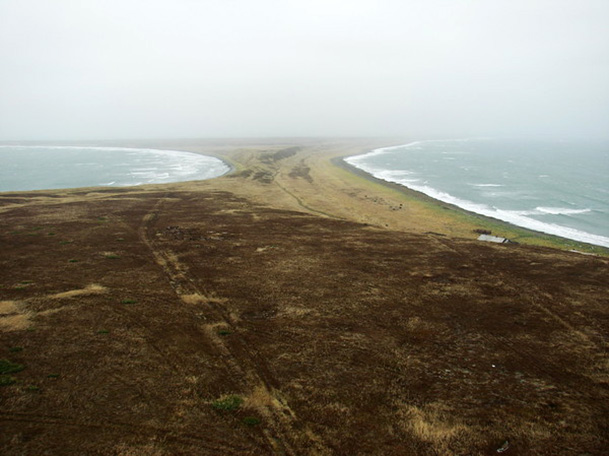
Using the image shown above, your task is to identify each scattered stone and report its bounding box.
[497,440,510,453]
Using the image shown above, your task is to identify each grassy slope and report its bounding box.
[1,139,608,455]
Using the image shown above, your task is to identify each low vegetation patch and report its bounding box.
[0,359,24,375]
[242,416,261,426]
[0,375,16,386]
[211,395,243,411]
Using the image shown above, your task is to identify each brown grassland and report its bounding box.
[1,139,608,455]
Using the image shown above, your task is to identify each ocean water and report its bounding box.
[0,146,230,192]
[346,139,609,248]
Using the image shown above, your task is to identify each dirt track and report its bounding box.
[1,140,608,455]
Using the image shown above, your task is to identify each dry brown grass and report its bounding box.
[244,385,277,414]
[50,284,107,299]
[181,293,227,305]
[1,139,607,455]
[114,442,166,456]
[0,312,32,332]
[403,403,468,448]
[0,301,32,332]
[0,300,19,314]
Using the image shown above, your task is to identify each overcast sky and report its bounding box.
[1,0,608,140]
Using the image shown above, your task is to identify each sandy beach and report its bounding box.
[139,138,606,252]
[1,138,608,455]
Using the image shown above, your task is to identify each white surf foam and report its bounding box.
[345,142,609,248]
[345,141,432,164]
[535,207,592,215]
[0,145,230,190]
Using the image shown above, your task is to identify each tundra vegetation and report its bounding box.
[1,139,607,455]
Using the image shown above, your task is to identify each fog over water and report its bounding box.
[1,0,608,141]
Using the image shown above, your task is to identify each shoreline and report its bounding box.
[0,145,232,193]
[336,144,609,254]
[2,137,609,453]
[1,137,607,255]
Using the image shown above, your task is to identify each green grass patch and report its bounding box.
[25,385,40,392]
[68,259,79,263]
[211,395,243,411]
[121,299,137,304]
[105,254,120,259]
[47,373,60,379]
[243,416,260,426]
[0,375,16,386]
[48,232,56,236]
[217,329,232,336]
[97,329,110,334]
[116,237,125,242]
[9,347,23,353]
[0,359,25,375]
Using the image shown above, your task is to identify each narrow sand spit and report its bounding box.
[1,139,607,455]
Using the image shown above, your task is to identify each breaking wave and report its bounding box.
[0,145,230,191]
[345,142,609,248]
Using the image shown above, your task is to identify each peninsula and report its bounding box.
[1,139,607,455]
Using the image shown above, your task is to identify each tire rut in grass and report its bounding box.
[139,198,328,455]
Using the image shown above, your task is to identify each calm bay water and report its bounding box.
[346,139,609,248]
[0,146,230,192]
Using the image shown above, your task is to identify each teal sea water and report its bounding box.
[0,146,230,192]
[346,139,609,248]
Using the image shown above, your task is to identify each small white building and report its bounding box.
[477,234,511,244]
